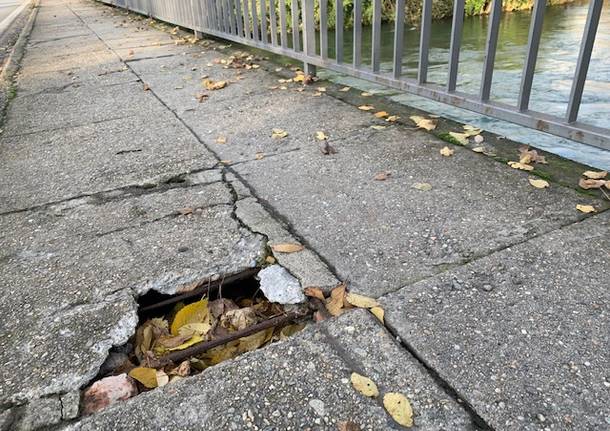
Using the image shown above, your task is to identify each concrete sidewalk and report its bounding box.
[0,0,608,429]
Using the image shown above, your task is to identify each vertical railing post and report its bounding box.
[447,0,464,91]
[480,0,502,101]
[517,0,545,111]
[302,0,316,75]
[418,0,432,84]
[566,0,602,123]
[392,0,405,79]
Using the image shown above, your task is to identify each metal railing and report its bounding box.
[100,0,609,151]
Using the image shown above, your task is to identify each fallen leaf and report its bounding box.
[507,161,534,171]
[361,92,372,97]
[370,125,386,130]
[304,287,325,301]
[203,79,227,90]
[316,131,328,141]
[472,147,485,153]
[156,370,169,387]
[128,367,158,388]
[143,83,150,91]
[462,124,482,136]
[583,170,607,180]
[412,182,432,191]
[195,92,208,103]
[370,306,384,323]
[374,111,389,118]
[346,292,379,308]
[350,372,379,397]
[271,128,288,139]
[216,135,227,144]
[386,115,400,122]
[326,283,346,316]
[449,132,469,145]
[358,105,375,111]
[271,243,304,253]
[317,87,327,92]
[529,178,550,189]
[293,72,305,82]
[579,178,606,189]
[170,299,209,336]
[177,322,210,337]
[220,307,258,331]
[384,393,413,427]
[265,255,276,264]
[576,204,596,213]
[440,146,454,157]
[410,115,437,131]
[518,146,547,164]
[339,86,351,92]
[374,171,390,181]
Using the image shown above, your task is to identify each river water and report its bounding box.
[316,0,610,169]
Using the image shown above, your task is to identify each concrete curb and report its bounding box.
[0,0,38,126]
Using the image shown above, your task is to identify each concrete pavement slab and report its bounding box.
[67,311,476,430]
[0,113,218,212]
[232,126,601,297]
[379,211,610,430]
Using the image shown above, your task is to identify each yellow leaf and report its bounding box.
[316,131,328,141]
[271,128,288,139]
[168,335,204,351]
[507,161,534,171]
[374,111,389,118]
[410,115,437,131]
[178,322,211,337]
[528,178,549,189]
[293,73,305,82]
[370,306,384,324]
[271,243,304,253]
[358,105,375,111]
[576,204,596,214]
[386,115,400,122]
[326,283,346,316]
[216,135,226,144]
[440,146,454,157]
[339,86,351,92]
[384,393,413,427]
[237,328,274,353]
[346,292,379,308]
[350,372,379,397]
[463,124,482,136]
[304,286,325,301]
[412,182,432,191]
[583,170,607,180]
[129,367,158,388]
[279,323,305,340]
[203,79,227,90]
[449,132,469,145]
[170,299,209,336]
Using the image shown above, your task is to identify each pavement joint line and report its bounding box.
[0,165,223,217]
[19,75,140,97]
[124,52,187,63]
[27,32,92,45]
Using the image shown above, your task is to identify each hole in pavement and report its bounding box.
[81,269,311,416]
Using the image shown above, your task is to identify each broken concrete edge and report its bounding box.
[0,0,39,129]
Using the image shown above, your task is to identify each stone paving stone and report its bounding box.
[0,113,218,212]
[68,311,476,430]
[0,183,265,404]
[379,211,610,430]
[233,126,602,297]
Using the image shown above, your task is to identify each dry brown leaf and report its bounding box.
[386,115,400,122]
[265,255,276,264]
[384,393,413,427]
[373,171,390,181]
[370,306,384,324]
[271,128,288,139]
[203,79,227,90]
[317,87,327,92]
[304,287,325,301]
[326,283,346,316]
[358,105,375,111]
[255,152,264,160]
[576,204,596,213]
[529,178,550,189]
[518,146,547,164]
[337,421,361,431]
[507,161,534,171]
[579,178,606,189]
[374,111,389,118]
[216,135,227,144]
[410,115,437,131]
[440,146,454,157]
[220,307,257,331]
[345,292,379,308]
[350,372,379,397]
[583,170,607,180]
[271,243,304,253]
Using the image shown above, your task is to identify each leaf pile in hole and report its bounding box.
[107,294,306,391]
